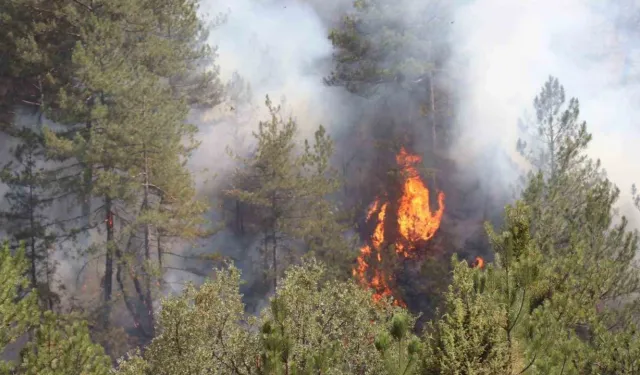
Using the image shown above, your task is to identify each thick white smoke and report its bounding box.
[190,0,355,188]
[450,0,640,225]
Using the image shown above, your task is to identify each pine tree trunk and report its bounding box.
[103,196,114,328]
[27,159,37,291]
[157,229,163,273]
[429,71,438,190]
[236,200,245,235]
[271,192,278,291]
[430,72,437,150]
[142,147,155,336]
[83,100,94,227]
[549,115,555,178]
[273,236,277,291]
[45,249,53,310]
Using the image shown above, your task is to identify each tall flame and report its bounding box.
[354,147,445,306]
[395,148,446,257]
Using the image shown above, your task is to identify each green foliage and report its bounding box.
[427,144,640,373]
[491,76,640,373]
[483,202,547,374]
[327,0,451,96]
[1,0,220,342]
[422,256,511,375]
[0,243,39,373]
[579,323,640,374]
[0,127,59,309]
[2,0,223,337]
[517,76,591,178]
[131,265,258,375]
[374,312,421,375]
[17,312,111,375]
[226,98,354,288]
[6,2,640,374]
[115,259,403,374]
[0,243,110,375]
[257,260,392,374]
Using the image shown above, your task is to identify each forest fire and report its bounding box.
[354,147,446,306]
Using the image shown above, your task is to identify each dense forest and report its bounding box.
[2,0,640,373]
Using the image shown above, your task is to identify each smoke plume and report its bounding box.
[190,0,355,183]
[450,0,640,225]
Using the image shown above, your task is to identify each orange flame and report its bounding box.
[395,148,446,257]
[353,147,445,306]
[473,256,485,269]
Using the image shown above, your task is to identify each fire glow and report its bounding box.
[473,256,485,269]
[353,147,445,306]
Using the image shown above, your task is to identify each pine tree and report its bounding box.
[326,0,451,97]
[327,0,455,160]
[422,256,513,374]
[16,311,111,375]
[516,76,592,179]
[0,0,77,129]
[374,312,422,375]
[483,202,547,374]
[579,323,640,374]
[0,0,94,310]
[1,242,111,375]
[226,97,353,290]
[508,76,640,373]
[29,0,220,338]
[518,76,639,312]
[0,127,58,309]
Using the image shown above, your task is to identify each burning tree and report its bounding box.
[354,147,445,306]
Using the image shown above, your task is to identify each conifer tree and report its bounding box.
[518,76,639,309]
[374,312,422,375]
[516,76,590,178]
[0,0,77,129]
[17,312,111,375]
[483,203,547,374]
[422,256,513,374]
[26,0,221,337]
[1,243,110,375]
[326,0,451,96]
[0,128,58,309]
[427,193,640,374]
[327,0,454,160]
[508,76,640,372]
[226,97,353,289]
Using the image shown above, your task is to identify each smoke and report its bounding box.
[169,0,360,305]
[3,0,638,321]
[450,0,640,226]
[190,0,356,188]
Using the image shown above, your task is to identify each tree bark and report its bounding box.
[103,196,114,329]
[142,146,155,336]
[27,154,37,291]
